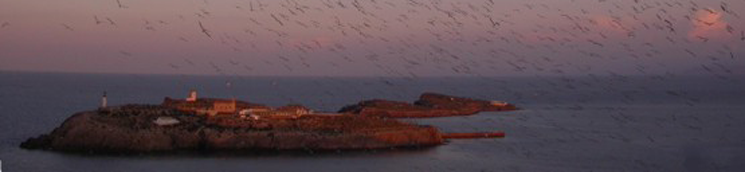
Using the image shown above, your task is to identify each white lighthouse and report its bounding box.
[101,91,108,108]
[186,90,197,102]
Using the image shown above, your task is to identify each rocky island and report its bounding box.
[21,91,515,153]
[339,92,518,118]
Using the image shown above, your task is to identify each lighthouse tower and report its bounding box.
[186,90,197,102]
[101,91,108,108]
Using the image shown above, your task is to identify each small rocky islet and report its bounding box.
[339,92,518,118]
[20,92,516,154]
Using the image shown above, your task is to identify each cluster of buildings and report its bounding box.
[162,90,312,120]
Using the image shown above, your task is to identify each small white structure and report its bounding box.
[248,114,261,120]
[154,116,181,126]
[186,90,197,102]
[101,91,108,108]
[239,109,251,116]
[239,109,265,120]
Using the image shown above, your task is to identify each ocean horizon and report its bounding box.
[1,71,744,171]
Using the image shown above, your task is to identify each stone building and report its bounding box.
[163,90,311,119]
[212,100,237,115]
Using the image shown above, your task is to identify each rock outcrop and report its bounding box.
[21,104,443,153]
[338,92,517,118]
[21,92,513,154]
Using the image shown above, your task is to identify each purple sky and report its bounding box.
[1,0,744,76]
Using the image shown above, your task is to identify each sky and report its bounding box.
[0,0,744,77]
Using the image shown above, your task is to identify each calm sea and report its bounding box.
[1,71,744,171]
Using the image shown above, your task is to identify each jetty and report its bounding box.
[442,132,506,139]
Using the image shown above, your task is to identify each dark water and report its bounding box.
[1,71,744,171]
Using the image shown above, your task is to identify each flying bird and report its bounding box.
[198,21,212,38]
[115,0,128,8]
[61,24,74,31]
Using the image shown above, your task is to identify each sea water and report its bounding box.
[1,71,744,171]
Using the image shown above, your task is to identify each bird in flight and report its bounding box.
[198,21,212,38]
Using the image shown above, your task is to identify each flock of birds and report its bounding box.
[1,0,743,105]
[3,0,741,78]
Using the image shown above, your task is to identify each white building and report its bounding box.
[186,90,197,102]
[101,91,108,108]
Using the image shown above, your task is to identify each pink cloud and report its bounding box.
[688,8,729,41]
